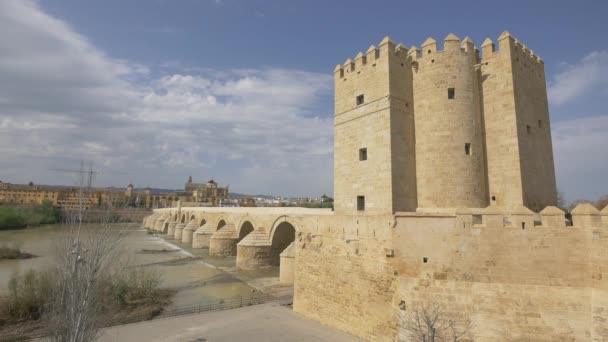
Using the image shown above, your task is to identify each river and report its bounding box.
[0,224,281,308]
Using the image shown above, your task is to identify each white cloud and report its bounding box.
[0,0,333,196]
[552,115,608,201]
[548,51,608,106]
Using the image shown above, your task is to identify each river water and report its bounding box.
[0,224,279,308]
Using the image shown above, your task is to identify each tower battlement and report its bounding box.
[333,31,557,214]
[481,31,543,63]
[334,37,408,83]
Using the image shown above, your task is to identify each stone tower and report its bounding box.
[333,32,557,213]
[411,34,488,209]
[480,31,557,212]
[333,37,417,215]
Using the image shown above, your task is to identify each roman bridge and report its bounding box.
[143,207,333,284]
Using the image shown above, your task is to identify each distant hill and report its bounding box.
[229,192,275,199]
[134,189,276,198]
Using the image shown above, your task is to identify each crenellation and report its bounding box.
[443,33,460,50]
[602,206,608,226]
[343,58,354,72]
[507,205,535,230]
[540,206,567,227]
[354,51,366,69]
[421,37,437,56]
[571,203,602,228]
[406,45,419,61]
[460,36,475,52]
[334,64,343,78]
[366,44,379,62]
[378,36,395,51]
[394,43,407,56]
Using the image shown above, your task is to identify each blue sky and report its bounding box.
[0,0,607,203]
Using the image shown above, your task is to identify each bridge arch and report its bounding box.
[180,213,186,223]
[269,218,296,266]
[199,217,207,227]
[238,221,255,242]
[216,218,227,231]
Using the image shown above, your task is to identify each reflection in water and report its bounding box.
[0,225,276,308]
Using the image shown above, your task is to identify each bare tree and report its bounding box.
[46,162,127,342]
[402,302,472,342]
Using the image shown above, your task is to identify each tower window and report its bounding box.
[538,120,542,128]
[526,125,531,134]
[448,88,455,99]
[359,148,367,161]
[356,94,365,106]
[465,143,471,155]
[357,196,365,211]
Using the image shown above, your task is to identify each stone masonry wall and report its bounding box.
[293,209,608,341]
[293,214,399,341]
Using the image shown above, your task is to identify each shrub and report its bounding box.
[0,207,26,230]
[110,268,162,305]
[1,270,52,322]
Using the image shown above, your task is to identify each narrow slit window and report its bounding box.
[448,88,455,99]
[526,125,531,134]
[538,120,542,128]
[359,148,367,161]
[465,143,471,155]
[357,196,365,211]
[356,94,365,106]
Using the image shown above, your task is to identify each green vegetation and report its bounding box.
[302,201,334,209]
[0,268,172,328]
[302,196,334,209]
[0,207,26,229]
[0,201,61,230]
[1,270,52,322]
[108,268,162,306]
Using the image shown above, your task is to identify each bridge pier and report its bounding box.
[166,220,177,237]
[235,227,273,269]
[209,223,238,256]
[192,223,214,248]
[279,242,295,285]
[142,215,152,229]
[182,219,197,244]
[174,223,185,241]
[236,244,272,269]
[145,214,159,229]
[154,216,166,232]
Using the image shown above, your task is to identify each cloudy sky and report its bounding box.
[0,0,606,202]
